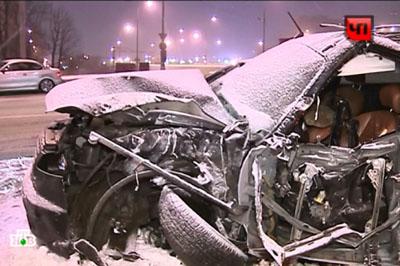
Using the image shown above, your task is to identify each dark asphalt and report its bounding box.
[0,91,67,159]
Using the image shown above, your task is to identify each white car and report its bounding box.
[0,59,63,92]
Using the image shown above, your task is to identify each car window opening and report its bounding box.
[297,53,400,148]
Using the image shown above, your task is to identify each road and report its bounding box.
[0,92,67,159]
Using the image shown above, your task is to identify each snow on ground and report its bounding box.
[0,157,181,266]
[0,158,316,266]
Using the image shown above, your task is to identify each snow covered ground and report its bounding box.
[0,158,310,266]
[0,157,181,266]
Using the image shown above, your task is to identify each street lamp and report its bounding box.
[216,39,222,46]
[146,1,154,8]
[111,40,122,64]
[123,21,138,68]
[135,7,140,70]
[159,1,167,70]
[126,1,158,70]
[26,28,34,57]
[124,23,134,34]
[110,46,116,68]
[211,16,217,23]
[192,31,201,40]
[257,10,266,53]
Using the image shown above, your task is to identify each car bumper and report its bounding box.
[22,127,72,257]
[54,77,63,85]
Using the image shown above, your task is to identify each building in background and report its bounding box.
[0,1,27,59]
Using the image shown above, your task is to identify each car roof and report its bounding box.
[1,59,42,65]
[375,24,400,43]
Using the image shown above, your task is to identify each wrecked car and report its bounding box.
[23,31,400,266]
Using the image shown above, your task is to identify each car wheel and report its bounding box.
[158,186,248,266]
[39,79,55,92]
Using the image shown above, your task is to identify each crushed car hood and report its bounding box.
[46,69,235,126]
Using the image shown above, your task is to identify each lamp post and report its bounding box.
[19,1,27,58]
[111,46,116,69]
[123,2,156,70]
[27,28,34,58]
[159,1,167,70]
[135,7,140,71]
[257,10,266,53]
[124,10,140,70]
[262,11,266,52]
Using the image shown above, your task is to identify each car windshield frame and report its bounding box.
[212,32,359,133]
[0,61,8,69]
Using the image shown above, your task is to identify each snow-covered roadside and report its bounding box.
[0,159,318,266]
[0,157,181,266]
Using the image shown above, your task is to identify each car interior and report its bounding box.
[272,52,400,243]
[298,52,400,148]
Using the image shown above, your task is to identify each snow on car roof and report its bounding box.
[217,32,356,132]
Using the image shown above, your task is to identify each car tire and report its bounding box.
[39,79,55,93]
[158,186,248,266]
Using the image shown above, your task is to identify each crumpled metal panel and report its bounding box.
[372,35,400,52]
[46,69,234,126]
[218,32,355,130]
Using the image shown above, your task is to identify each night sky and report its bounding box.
[52,1,400,62]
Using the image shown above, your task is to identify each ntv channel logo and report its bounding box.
[9,229,36,247]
